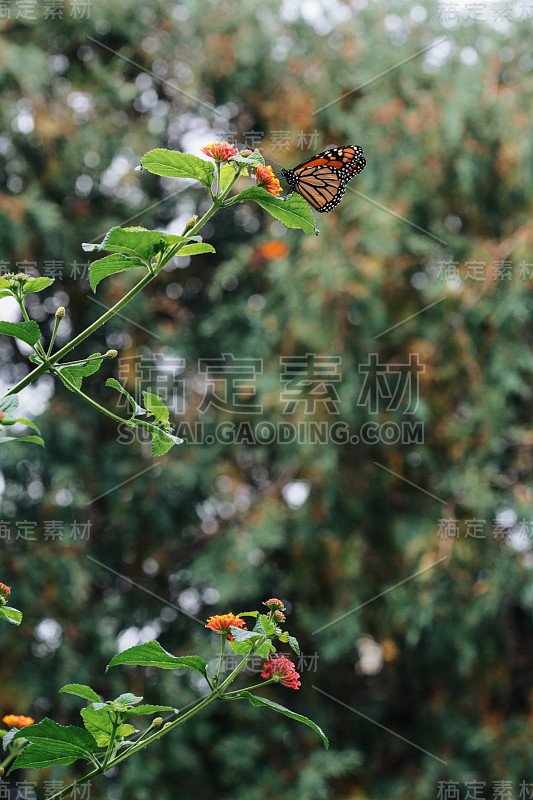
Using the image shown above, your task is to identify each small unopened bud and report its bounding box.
[104,349,118,359]
[152,717,163,728]
[162,722,172,730]
[55,306,65,319]
[184,215,198,233]
[0,767,4,778]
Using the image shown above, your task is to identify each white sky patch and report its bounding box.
[282,480,311,509]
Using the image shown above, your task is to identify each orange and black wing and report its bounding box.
[282,145,366,213]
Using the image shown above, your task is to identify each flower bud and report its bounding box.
[162,722,172,730]
[0,767,4,778]
[55,306,65,319]
[184,215,198,233]
[0,410,4,421]
[263,598,286,612]
[104,350,118,359]
[152,717,163,727]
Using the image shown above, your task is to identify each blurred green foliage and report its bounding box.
[1,0,533,798]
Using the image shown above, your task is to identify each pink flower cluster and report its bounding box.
[261,654,301,690]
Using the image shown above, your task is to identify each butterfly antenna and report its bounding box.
[263,156,285,176]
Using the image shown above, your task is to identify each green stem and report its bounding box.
[3,194,223,402]
[102,713,119,770]
[0,740,24,771]
[17,296,47,360]
[215,635,227,683]
[222,679,273,697]
[47,314,63,357]
[55,372,133,427]
[45,640,267,800]
[219,166,242,201]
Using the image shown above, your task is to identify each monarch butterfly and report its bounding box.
[281,145,366,213]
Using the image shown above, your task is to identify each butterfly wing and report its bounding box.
[284,145,366,213]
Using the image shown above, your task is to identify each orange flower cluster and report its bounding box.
[0,582,10,599]
[256,240,290,260]
[253,165,282,196]
[2,714,34,728]
[200,141,239,162]
[205,613,247,641]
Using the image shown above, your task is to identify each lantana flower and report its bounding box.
[200,141,239,162]
[264,598,285,611]
[273,610,286,623]
[252,165,282,196]
[2,714,34,728]
[0,582,10,605]
[261,655,301,690]
[205,613,247,641]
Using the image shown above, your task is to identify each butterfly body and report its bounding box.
[281,145,366,213]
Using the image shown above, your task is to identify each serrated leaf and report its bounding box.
[3,727,18,749]
[259,614,276,636]
[80,707,135,748]
[112,693,143,708]
[10,718,97,772]
[22,277,54,296]
[287,635,300,656]
[239,692,329,749]
[89,254,147,292]
[107,641,208,680]
[141,149,215,188]
[0,320,41,346]
[229,149,265,167]
[234,188,316,234]
[82,226,164,262]
[178,243,216,256]
[105,378,146,417]
[143,392,169,423]
[0,606,22,625]
[0,435,44,447]
[122,704,177,719]
[59,684,102,704]
[0,396,18,415]
[151,429,176,458]
[58,356,103,391]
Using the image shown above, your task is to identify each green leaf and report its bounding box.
[233,188,317,234]
[106,378,146,417]
[0,396,18,415]
[10,718,98,772]
[230,149,265,167]
[122,704,177,719]
[287,635,300,656]
[58,356,103,392]
[107,641,208,680]
[112,693,143,708]
[59,684,102,704]
[15,418,41,435]
[0,606,23,625]
[82,226,165,262]
[89,253,147,292]
[0,435,44,447]
[22,277,54,296]
[178,243,216,256]
[239,692,329,749]
[218,163,236,193]
[140,149,215,188]
[0,320,41,347]
[3,727,18,749]
[143,392,169,423]
[80,707,135,748]
[258,614,276,636]
[151,429,175,458]
[160,233,203,246]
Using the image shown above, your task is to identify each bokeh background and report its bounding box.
[2,0,533,798]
